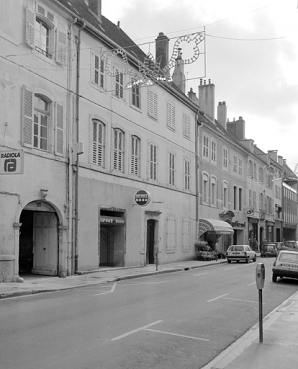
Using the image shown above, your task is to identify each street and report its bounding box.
[1,258,297,369]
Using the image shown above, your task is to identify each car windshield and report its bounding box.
[279,253,298,264]
[234,246,244,251]
[266,246,274,250]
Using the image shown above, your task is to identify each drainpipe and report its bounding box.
[74,21,86,274]
[195,113,201,240]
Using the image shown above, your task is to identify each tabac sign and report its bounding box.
[0,150,24,174]
[135,190,151,207]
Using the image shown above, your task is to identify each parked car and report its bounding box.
[261,244,278,257]
[284,240,298,251]
[272,250,298,282]
[226,245,257,264]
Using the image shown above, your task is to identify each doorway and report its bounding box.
[146,219,155,264]
[19,209,58,276]
[100,226,114,266]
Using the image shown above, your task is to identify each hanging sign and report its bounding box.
[0,150,24,174]
[135,190,151,207]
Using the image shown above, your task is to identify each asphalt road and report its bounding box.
[1,258,297,369]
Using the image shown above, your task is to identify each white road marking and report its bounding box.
[145,328,209,342]
[223,297,259,304]
[118,281,168,286]
[193,272,208,277]
[207,293,228,303]
[94,282,117,296]
[111,320,163,341]
[248,282,255,286]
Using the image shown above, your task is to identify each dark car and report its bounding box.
[261,244,278,257]
[272,250,298,282]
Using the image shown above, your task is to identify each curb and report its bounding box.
[201,290,298,369]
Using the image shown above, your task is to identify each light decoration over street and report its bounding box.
[100,31,205,89]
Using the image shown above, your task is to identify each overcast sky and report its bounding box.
[102,0,298,172]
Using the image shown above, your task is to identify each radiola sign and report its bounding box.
[0,150,24,174]
[135,190,151,207]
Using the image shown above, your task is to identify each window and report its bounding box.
[167,102,176,130]
[211,141,217,162]
[92,119,105,167]
[259,167,264,183]
[168,152,175,185]
[94,54,105,88]
[131,79,140,108]
[203,136,209,158]
[149,143,157,180]
[233,156,237,172]
[253,163,257,180]
[34,95,49,150]
[182,219,191,251]
[259,192,264,210]
[238,159,243,175]
[115,69,124,99]
[113,129,124,172]
[233,186,237,210]
[239,188,242,211]
[22,86,64,156]
[148,90,158,120]
[130,136,140,176]
[223,147,228,169]
[184,159,190,190]
[26,6,66,64]
[248,160,253,177]
[166,216,176,252]
[223,182,228,208]
[249,189,253,208]
[182,113,190,138]
[253,191,257,210]
[211,177,216,206]
[203,173,209,203]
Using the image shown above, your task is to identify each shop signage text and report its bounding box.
[135,190,151,207]
[0,150,24,175]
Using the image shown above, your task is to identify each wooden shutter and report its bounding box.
[92,120,104,166]
[55,103,64,156]
[56,30,67,65]
[26,8,35,48]
[22,85,33,147]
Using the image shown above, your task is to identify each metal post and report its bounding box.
[259,289,263,343]
[155,246,158,271]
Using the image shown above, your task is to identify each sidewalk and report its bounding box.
[0,258,226,299]
[1,258,298,369]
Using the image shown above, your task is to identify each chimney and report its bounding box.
[89,0,101,22]
[198,79,215,119]
[188,88,199,104]
[172,48,185,93]
[217,101,227,129]
[227,116,245,140]
[155,32,169,73]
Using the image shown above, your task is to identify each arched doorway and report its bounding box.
[19,201,59,276]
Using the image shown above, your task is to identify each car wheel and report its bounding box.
[227,259,231,264]
[253,256,256,262]
[272,274,277,282]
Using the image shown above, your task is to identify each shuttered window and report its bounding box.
[182,219,191,251]
[167,102,175,130]
[113,129,124,172]
[130,136,140,176]
[182,113,190,138]
[184,159,190,190]
[115,69,124,98]
[166,216,176,252]
[94,54,105,88]
[149,143,157,181]
[148,90,158,120]
[92,120,105,167]
[168,152,175,186]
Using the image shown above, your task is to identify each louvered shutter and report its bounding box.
[55,103,64,156]
[94,54,99,84]
[92,121,103,166]
[26,8,35,48]
[56,30,67,65]
[22,85,33,147]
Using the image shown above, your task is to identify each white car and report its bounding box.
[272,250,298,282]
[226,245,257,264]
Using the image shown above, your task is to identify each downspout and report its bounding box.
[74,21,86,274]
[195,113,200,240]
[66,17,77,275]
[195,113,203,241]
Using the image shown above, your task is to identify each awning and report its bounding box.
[199,219,234,237]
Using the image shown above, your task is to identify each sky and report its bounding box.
[102,0,298,173]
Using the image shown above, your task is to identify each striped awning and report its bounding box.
[199,219,234,237]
